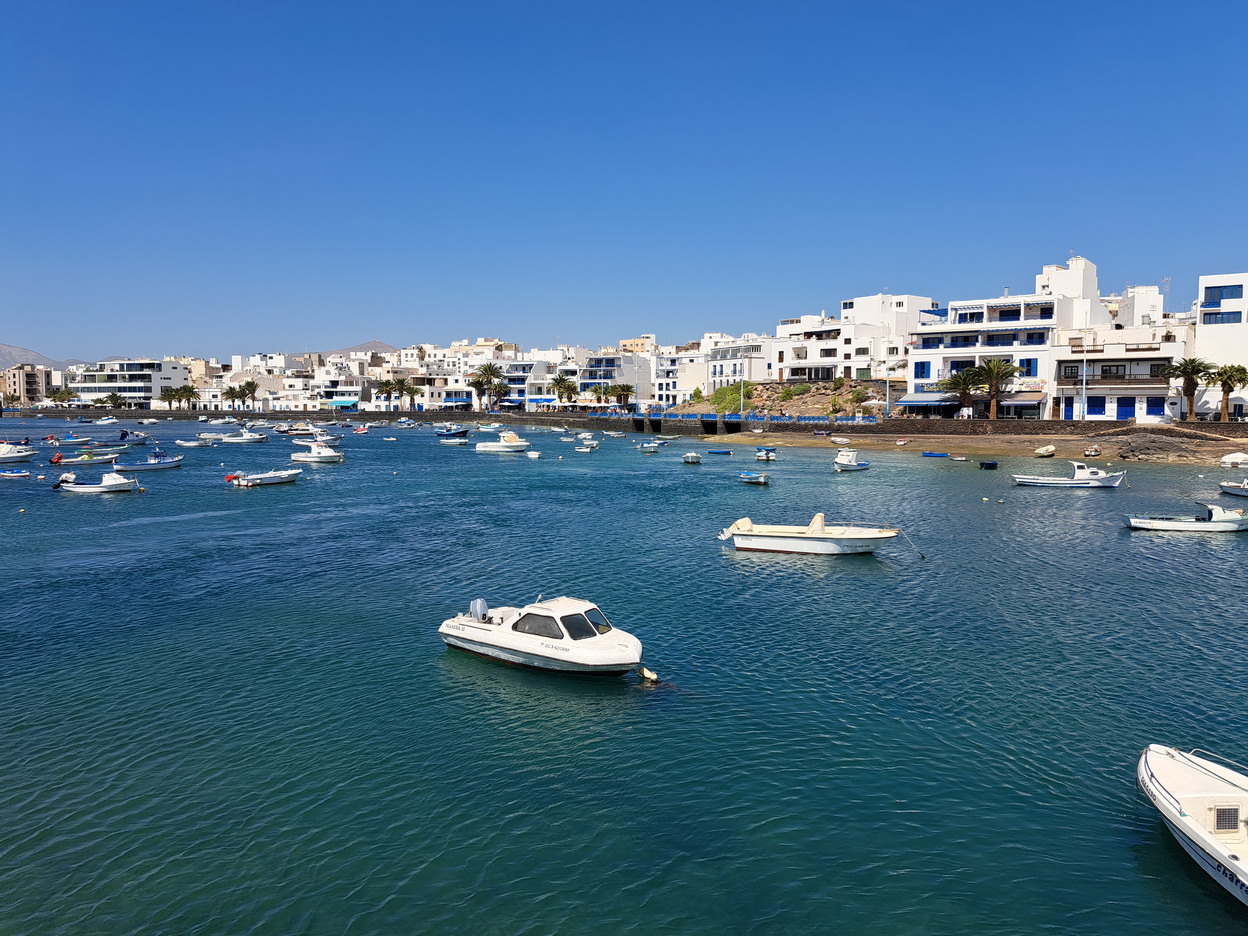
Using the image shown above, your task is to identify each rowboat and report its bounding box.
[225,468,302,487]
[718,513,898,555]
[738,471,769,485]
[52,471,138,493]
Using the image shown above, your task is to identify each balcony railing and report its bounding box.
[1056,374,1168,386]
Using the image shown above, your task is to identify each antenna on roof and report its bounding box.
[1162,277,1171,296]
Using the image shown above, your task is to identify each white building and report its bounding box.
[64,359,190,409]
[650,344,706,408]
[1189,271,1248,418]
[704,334,777,395]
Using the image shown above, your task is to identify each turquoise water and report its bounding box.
[2,419,1246,934]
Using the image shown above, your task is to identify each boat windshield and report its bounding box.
[513,613,563,639]
[583,607,613,634]
[560,614,599,640]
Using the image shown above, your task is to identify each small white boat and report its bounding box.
[438,596,644,675]
[755,447,776,461]
[829,437,851,445]
[950,456,968,462]
[525,451,541,459]
[738,471,769,485]
[718,513,898,555]
[174,439,212,447]
[479,423,503,431]
[895,438,909,446]
[50,451,117,466]
[1219,479,1248,497]
[655,434,680,441]
[1012,460,1125,488]
[291,432,343,446]
[291,443,345,463]
[574,446,593,453]
[682,452,702,464]
[1138,744,1248,908]
[1084,445,1102,458]
[53,471,138,493]
[383,437,397,441]
[833,448,869,472]
[225,468,303,487]
[603,431,626,438]
[1127,503,1248,532]
[113,450,184,470]
[1220,452,1248,469]
[197,431,231,440]
[0,443,37,463]
[136,418,160,425]
[1034,444,1057,457]
[638,442,661,451]
[219,429,269,443]
[94,416,118,425]
[1,469,31,479]
[197,415,209,422]
[439,438,470,446]
[475,431,531,453]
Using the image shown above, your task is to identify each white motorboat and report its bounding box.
[603,431,626,438]
[738,471,769,485]
[1137,744,1248,908]
[49,451,117,466]
[525,451,541,459]
[833,448,870,472]
[1219,479,1248,497]
[112,449,183,470]
[1034,444,1057,457]
[174,439,212,447]
[682,452,702,464]
[439,438,469,446]
[94,416,118,425]
[197,431,231,440]
[1012,460,1125,487]
[479,423,503,431]
[1220,452,1248,469]
[574,446,593,453]
[224,468,303,487]
[1084,444,1102,458]
[475,431,531,453]
[1127,503,1248,532]
[53,471,138,493]
[1,469,31,479]
[829,437,851,445]
[0,443,37,463]
[291,432,343,446]
[717,513,899,555]
[438,596,644,675]
[219,429,269,443]
[291,442,345,463]
[755,450,776,461]
[136,418,160,425]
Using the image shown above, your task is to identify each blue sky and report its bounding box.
[2,0,1245,362]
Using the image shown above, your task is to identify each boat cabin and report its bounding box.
[480,597,616,642]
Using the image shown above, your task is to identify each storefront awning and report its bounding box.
[897,392,953,406]
[998,392,1045,406]
[326,399,359,407]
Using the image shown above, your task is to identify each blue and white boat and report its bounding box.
[738,471,769,485]
[833,448,870,472]
[1138,745,1248,907]
[113,449,183,471]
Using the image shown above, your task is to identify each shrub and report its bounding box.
[779,383,812,402]
[691,387,704,403]
[710,381,752,413]
[831,377,845,392]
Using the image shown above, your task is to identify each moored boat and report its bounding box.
[50,451,117,466]
[113,449,183,470]
[682,452,702,464]
[0,443,39,463]
[1219,479,1248,497]
[225,468,303,487]
[1012,461,1126,488]
[1,469,31,479]
[1034,444,1057,457]
[1126,503,1248,532]
[52,471,138,493]
[219,429,269,443]
[291,442,345,463]
[438,596,644,675]
[1137,744,1248,908]
[738,471,769,485]
[475,431,531,453]
[717,513,898,555]
[833,448,869,472]
[174,439,212,447]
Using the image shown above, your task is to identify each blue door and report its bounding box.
[1116,397,1136,420]
[1063,396,1074,420]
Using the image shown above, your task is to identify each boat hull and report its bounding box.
[1012,476,1124,487]
[439,632,639,675]
[726,531,893,555]
[1127,517,1248,532]
[112,459,183,471]
[1219,483,1248,497]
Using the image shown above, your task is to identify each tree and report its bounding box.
[1207,365,1248,422]
[608,384,634,409]
[49,388,74,405]
[221,386,242,411]
[468,363,506,411]
[239,379,260,411]
[158,387,179,410]
[177,384,201,411]
[550,375,577,407]
[934,369,984,413]
[374,379,396,411]
[1163,357,1215,421]
[390,378,412,412]
[2,392,19,414]
[976,358,1022,420]
[102,392,125,409]
[402,381,423,412]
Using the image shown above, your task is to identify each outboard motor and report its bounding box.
[469,598,489,622]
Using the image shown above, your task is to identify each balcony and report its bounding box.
[1056,374,1168,386]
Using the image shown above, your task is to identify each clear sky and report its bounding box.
[2,0,1245,363]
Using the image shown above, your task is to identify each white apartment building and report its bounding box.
[64,359,190,409]
[705,334,777,394]
[1189,271,1248,418]
[651,344,705,408]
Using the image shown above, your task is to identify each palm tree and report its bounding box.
[239,379,260,412]
[587,384,609,404]
[467,363,506,411]
[933,369,984,414]
[49,388,74,405]
[374,379,396,412]
[549,374,577,408]
[1207,364,1248,422]
[102,392,125,409]
[976,358,1022,420]
[390,378,412,412]
[177,384,201,411]
[159,387,179,410]
[221,386,242,411]
[402,380,423,412]
[1163,357,1215,421]
[608,383,635,409]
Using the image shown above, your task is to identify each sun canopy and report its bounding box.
[997,392,1045,406]
[896,392,953,406]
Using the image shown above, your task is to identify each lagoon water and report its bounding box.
[2,418,1247,934]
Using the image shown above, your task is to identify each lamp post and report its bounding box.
[1079,329,1090,421]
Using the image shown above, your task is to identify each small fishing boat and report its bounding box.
[290,442,345,463]
[574,446,593,453]
[603,431,626,438]
[439,596,645,676]
[950,456,968,462]
[50,451,117,466]
[895,439,909,446]
[707,449,732,455]
[478,423,503,431]
[435,425,470,438]
[638,442,661,451]
[1034,444,1057,457]
[738,471,769,485]
[439,438,469,446]
[174,439,212,447]
[1126,503,1248,532]
[717,513,899,555]
[682,452,702,464]
[352,425,369,434]
[113,449,183,471]
[1138,744,1248,908]
[833,448,869,472]
[922,452,948,458]
[655,434,680,440]
[0,444,38,463]
[94,416,118,425]
[1084,444,1102,458]
[1012,461,1126,488]
[53,471,138,493]
[979,461,999,470]
[1218,479,1248,497]
[225,468,303,487]
[136,418,160,425]
[829,437,851,445]
[475,431,531,453]
[755,450,776,461]
[1220,452,1248,469]
[383,437,398,441]
[1,469,31,479]
[525,451,541,459]
[218,429,269,443]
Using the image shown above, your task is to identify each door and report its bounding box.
[1116,397,1136,420]
[1064,396,1074,420]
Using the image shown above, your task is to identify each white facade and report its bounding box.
[704,334,777,394]
[1189,272,1248,418]
[65,359,190,409]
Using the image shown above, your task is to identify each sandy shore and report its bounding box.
[712,431,1240,464]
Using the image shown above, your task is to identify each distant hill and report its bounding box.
[0,343,81,370]
[327,339,398,356]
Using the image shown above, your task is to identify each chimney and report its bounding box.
[1003,286,1010,297]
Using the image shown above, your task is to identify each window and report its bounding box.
[1018,358,1038,378]
[922,338,942,349]
[855,368,871,379]
[895,300,904,308]
[997,311,1021,322]
[843,353,851,360]
[584,607,613,634]
[1146,396,1166,416]
[1100,365,1126,377]
[1204,311,1243,325]
[1216,806,1240,832]
[950,360,975,373]
[561,614,598,640]
[819,348,835,357]
[950,336,977,348]
[842,301,854,310]
[513,614,563,639]
[1204,285,1244,305]
[1062,365,1079,378]
[887,347,899,355]
[1039,309,1054,319]
[854,347,869,356]
[914,361,930,379]
[957,311,984,323]
[1087,396,1106,416]
[844,338,852,345]
[1025,332,1046,345]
